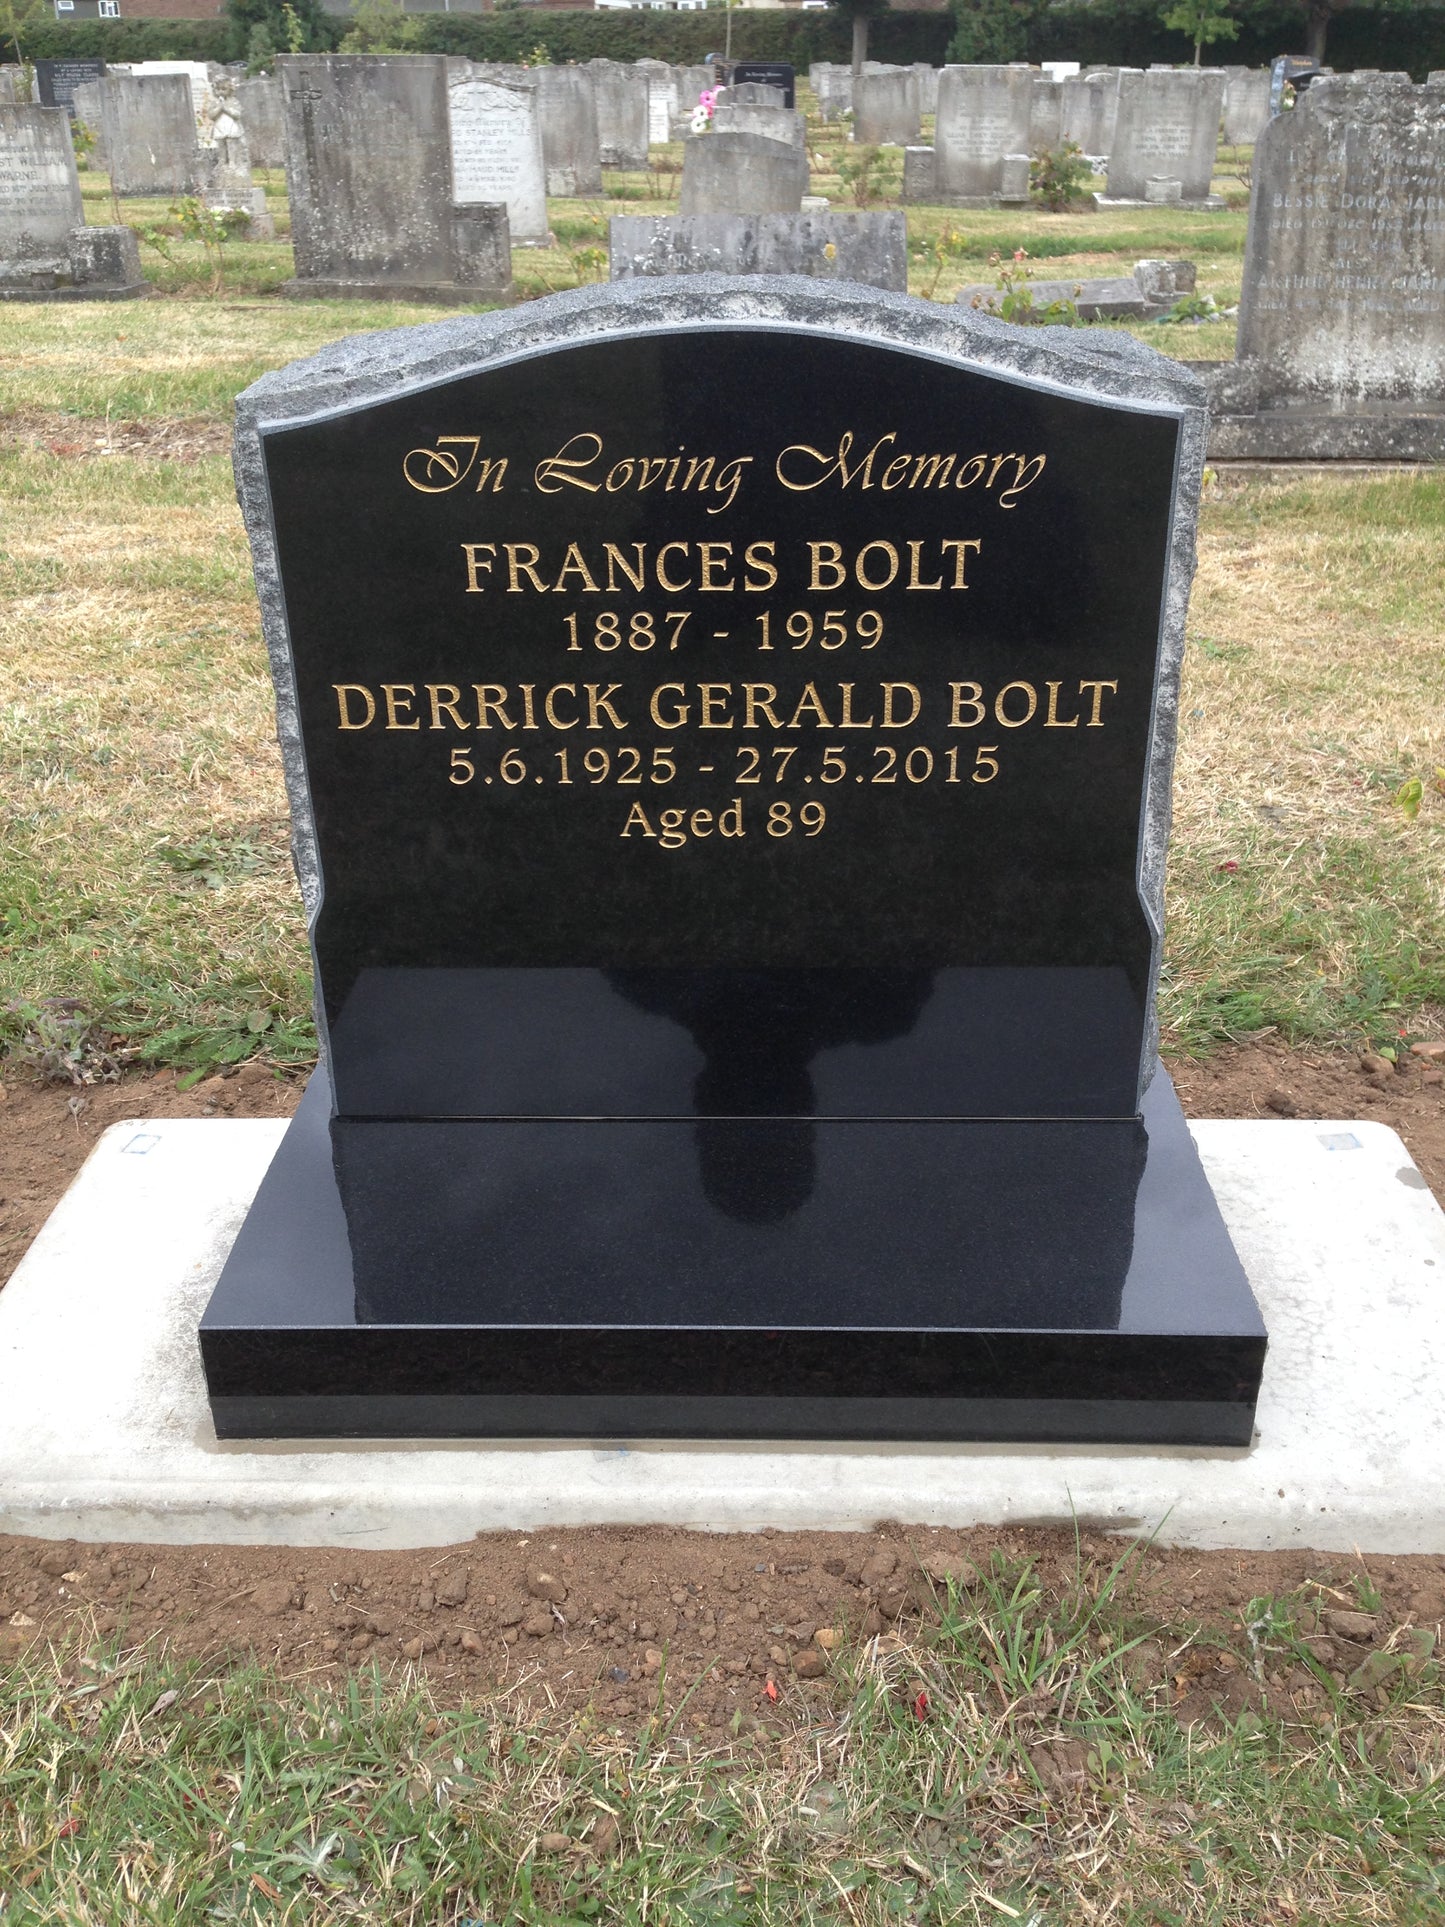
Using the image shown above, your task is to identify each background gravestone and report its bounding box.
[1222,67,1271,145]
[587,60,649,171]
[536,66,603,198]
[852,70,921,147]
[679,130,807,215]
[448,70,548,248]
[1102,70,1224,206]
[1210,74,1445,460]
[34,57,107,117]
[641,63,677,146]
[1029,76,1064,153]
[710,102,805,149]
[238,73,285,169]
[730,62,795,108]
[926,65,1033,204]
[609,210,906,290]
[203,277,1264,1444]
[0,102,146,300]
[281,53,512,304]
[101,73,201,198]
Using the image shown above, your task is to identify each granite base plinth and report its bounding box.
[0,281,151,302]
[199,1069,1266,1444]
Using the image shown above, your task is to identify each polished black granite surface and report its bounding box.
[259,329,1179,1121]
[200,1065,1266,1442]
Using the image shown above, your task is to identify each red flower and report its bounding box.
[913,1690,930,1721]
[1217,860,1239,873]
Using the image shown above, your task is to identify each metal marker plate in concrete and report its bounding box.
[1,1116,1442,1551]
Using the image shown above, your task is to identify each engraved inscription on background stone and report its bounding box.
[1130,118,1194,164]
[941,109,1013,163]
[1254,158,1445,320]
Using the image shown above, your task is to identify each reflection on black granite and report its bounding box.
[605,967,934,1220]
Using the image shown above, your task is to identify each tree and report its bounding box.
[831,0,891,78]
[0,0,47,72]
[946,0,1031,66]
[224,0,331,59]
[339,0,421,55]
[1160,0,1239,65]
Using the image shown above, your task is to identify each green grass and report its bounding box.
[3,1549,1442,1924]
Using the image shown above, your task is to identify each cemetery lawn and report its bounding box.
[2,1524,1444,1926]
[2,302,1441,1080]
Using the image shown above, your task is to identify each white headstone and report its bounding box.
[448,73,548,248]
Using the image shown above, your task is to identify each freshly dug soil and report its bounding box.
[3,1040,1442,1293]
[2,1525,1443,1728]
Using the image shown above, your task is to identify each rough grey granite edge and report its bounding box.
[233,277,1206,1098]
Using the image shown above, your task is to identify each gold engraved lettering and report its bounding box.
[881,455,913,491]
[719,798,745,837]
[473,685,517,730]
[698,542,735,592]
[941,540,982,589]
[382,684,420,731]
[334,683,376,730]
[838,683,876,729]
[606,460,635,492]
[620,799,654,838]
[656,542,692,593]
[808,541,847,591]
[682,455,714,494]
[651,684,689,729]
[855,541,900,592]
[881,682,921,729]
[658,809,686,849]
[912,453,956,489]
[544,685,579,730]
[789,683,834,728]
[776,430,894,493]
[403,436,506,495]
[1044,681,1080,728]
[699,684,734,729]
[604,543,646,593]
[690,808,714,838]
[949,682,987,728]
[585,683,627,730]
[906,540,943,591]
[461,543,497,593]
[1078,679,1119,726]
[535,433,603,495]
[505,544,549,594]
[959,456,991,493]
[743,683,783,730]
[995,681,1038,728]
[554,544,601,594]
[743,542,779,592]
[426,685,469,731]
[998,456,1046,509]
[518,684,538,730]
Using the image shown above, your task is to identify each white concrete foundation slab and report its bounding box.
[1,1115,1442,1552]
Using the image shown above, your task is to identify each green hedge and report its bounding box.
[6,2,1443,81]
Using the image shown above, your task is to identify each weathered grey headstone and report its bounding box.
[70,79,107,169]
[1029,77,1064,153]
[912,64,939,116]
[280,54,512,303]
[0,102,147,300]
[448,70,548,247]
[609,209,906,291]
[536,66,602,197]
[956,256,1195,319]
[98,72,201,197]
[852,70,921,147]
[1061,69,1123,157]
[239,73,285,169]
[999,153,1031,202]
[678,130,807,216]
[711,102,805,149]
[729,82,785,110]
[1221,67,1271,145]
[925,65,1033,205]
[903,145,937,201]
[1101,71,1224,206]
[1210,75,1445,459]
[0,70,15,107]
[810,63,852,122]
[588,60,649,170]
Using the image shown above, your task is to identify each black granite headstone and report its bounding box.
[201,279,1267,1443]
[729,62,796,109]
[34,57,107,117]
